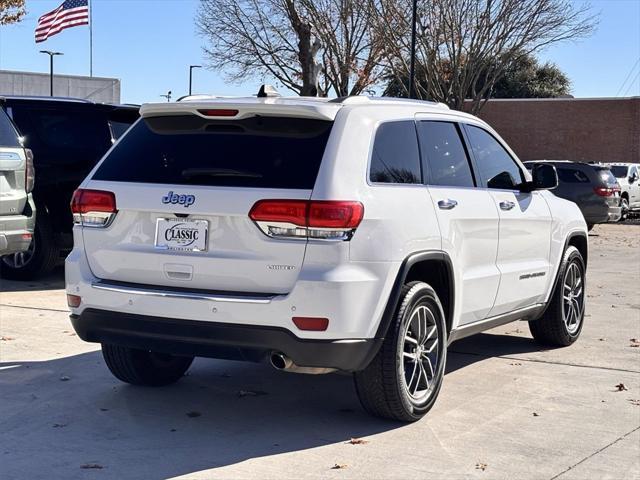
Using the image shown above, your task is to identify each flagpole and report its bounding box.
[89,0,93,77]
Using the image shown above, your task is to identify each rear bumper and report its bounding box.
[582,204,621,224]
[0,196,35,256]
[71,308,381,372]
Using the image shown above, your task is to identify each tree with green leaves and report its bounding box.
[385,53,571,100]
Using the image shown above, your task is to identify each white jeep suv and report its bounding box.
[66,94,588,421]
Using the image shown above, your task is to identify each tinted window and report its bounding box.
[610,165,629,178]
[417,121,474,187]
[598,168,618,186]
[93,115,333,189]
[466,125,523,189]
[370,121,421,184]
[557,167,590,183]
[11,106,112,164]
[0,109,21,148]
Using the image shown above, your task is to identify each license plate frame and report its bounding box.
[154,218,208,252]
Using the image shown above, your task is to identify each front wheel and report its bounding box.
[102,344,194,386]
[354,282,447,422]
[619,197,629,222]
[529,246,585,346]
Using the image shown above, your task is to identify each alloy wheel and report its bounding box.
[401,304,440,401]
[563,262,584,334]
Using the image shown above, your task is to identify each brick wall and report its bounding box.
[474,97,640,163]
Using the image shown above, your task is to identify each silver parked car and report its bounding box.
[0,108,35,260]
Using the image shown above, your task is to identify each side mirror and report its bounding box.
[629,173,638,183]
[531,163,558,190]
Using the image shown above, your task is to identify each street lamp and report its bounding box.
[39,50,63,97]
[408,0,418,99]
[160,90,172,102]
[189,65,202,96]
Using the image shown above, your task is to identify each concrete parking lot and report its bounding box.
[1,223,639,480]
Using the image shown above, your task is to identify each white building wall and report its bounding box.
[0,70,121,103]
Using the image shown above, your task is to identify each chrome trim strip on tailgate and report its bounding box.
[91,280,278,304]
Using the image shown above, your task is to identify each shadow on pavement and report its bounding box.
[0,266,65,292]
[446,331,548,374]
[0,351,401,478]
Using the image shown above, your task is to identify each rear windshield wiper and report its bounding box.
[181,168,263,178]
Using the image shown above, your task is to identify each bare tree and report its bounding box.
[0,0,25,25]
[196,0,385,96]
[375,0,597,113]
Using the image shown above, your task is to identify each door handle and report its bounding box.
[438,199,458,210]
[499,201,516,211]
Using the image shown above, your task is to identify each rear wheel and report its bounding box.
[354,282,447,422]
[101,344,194,386]
[0,212,59,280]
[529,246,585,346]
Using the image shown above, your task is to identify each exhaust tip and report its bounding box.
[270,352,291,370]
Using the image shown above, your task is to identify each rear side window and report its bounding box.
[369,121,421,184]
[598,168,618,186]
[417,121,474,188]
[465,125,524,189]
[93,115,333,189]
[0,109,21,148]
[609,165,628,178]
[557,168,590,184]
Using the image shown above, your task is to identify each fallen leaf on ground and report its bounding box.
[347,438,369,445]
[1,336,15,341]
[532,412,540,417]
[80,464,103,469]
[238,390,268,397]
[476,462,488,471]
[628,399,640,406]
[630,339,640,348]
[598,338,606,342]
[331,464,348,470]
[615,383,628,392]
[186,411,201,418]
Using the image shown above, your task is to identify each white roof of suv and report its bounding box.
[140,96,452,121]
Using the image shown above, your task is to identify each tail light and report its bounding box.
[24,149,35,193]
[593,186,619,197]
[249,200,364,241]
[71,189,117,227]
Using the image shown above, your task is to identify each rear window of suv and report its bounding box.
[93,115,333,189]
[0,109,21,148]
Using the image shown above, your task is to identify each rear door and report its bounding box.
[463,124,552,316]
[82,113,334,294]
[0,108,27,217]
[417,120,501,325]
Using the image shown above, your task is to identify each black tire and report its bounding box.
[619,197,629,222]
[529,246,585,346]
[354,281,447,422]
[0,211,59,280]
[101,344,194,386]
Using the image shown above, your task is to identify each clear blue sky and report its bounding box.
[0,0,638,104]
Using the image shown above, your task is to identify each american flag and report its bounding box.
[35,0,89,43]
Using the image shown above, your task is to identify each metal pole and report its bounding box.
[189,65,201,96]
[89,0,93,77]
[409,0,418,99]
[49,54,54,96]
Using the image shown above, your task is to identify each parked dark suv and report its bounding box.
[0,97,139,279]
[524,160,621,230]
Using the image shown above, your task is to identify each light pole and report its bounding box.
[39,50,63,97]
[408,0,418,99]
[189,65,202,96]
[160,90,172,102]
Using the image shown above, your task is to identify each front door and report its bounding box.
[463,124,553,317]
